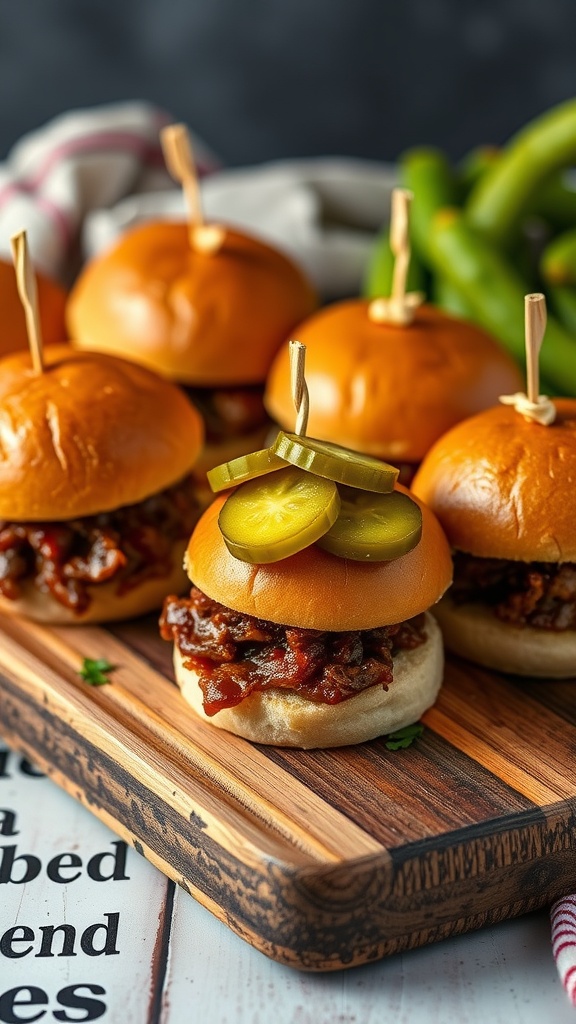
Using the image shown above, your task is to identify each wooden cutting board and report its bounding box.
[1,609,575,972]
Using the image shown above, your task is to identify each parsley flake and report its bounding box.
[79,658,115,687]
[385,723,424,750]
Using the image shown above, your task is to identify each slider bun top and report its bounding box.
[186,487,453,631]
[0,345,204,521]
[265,301,523,462]
[412,399,576,563]
[67,222,317,385]
[0,258,67,356]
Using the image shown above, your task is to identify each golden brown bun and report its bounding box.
[0,258,67,356]
[433,596,576,678]
[186,487,452,630]
[0,345,204,521]
[0,540,189,625]
[174,613,443,748]
[412,399,576,562]
[264,301,523,462]
[67,222,317,385]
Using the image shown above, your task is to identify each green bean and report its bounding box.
[431,276,476,319]
[541,227,576,285]
[548,286,576,335]
[536,172,576,230]
[399,147,459,260]
[467,98,576,247]
[457,145,500,199]
[427,208,576,393]
[362,225,426,299]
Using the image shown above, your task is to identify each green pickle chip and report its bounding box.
[272,432,398,493]
[317,486,423,561]
[218,465,340,563]
[207,447,286,493]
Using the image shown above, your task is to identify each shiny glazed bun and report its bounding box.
[186,488,453,631]
[412,399,576,563]
[67,222,317,385]
[0,345,204,521]
[0,258,66,356]
[173,613,444,748]
[264,301,523,462]
[0,540,189,625]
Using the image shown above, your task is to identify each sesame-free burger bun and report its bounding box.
[173,613,444,747]
[0,345,204,521]
[185,487,453,631]
[0,258,67,357]
[432,597,576,678]
[265,302,523,462]
[67,222,317,385]
[0,539,189,625]
[412,400,576,562]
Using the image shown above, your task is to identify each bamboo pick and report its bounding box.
[10,231,44,375]
[368,188,423,326]
[499,293,556,425]
[160,123,224,254]
[525,293,547,405]
[289,340,309,436]
[390,187,412,307]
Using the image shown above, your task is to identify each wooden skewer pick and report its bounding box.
[289,340,309,437]
[525,293,547,405]
[368,188,423,326]
[10,231,44,375]
[499,293,556,425]
[390,187,412,307]
[160,123,224,254]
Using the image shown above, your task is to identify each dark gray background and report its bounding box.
[1,0,575,165]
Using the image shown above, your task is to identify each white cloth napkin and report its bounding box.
[0,102,395,298]
[0,101,574,1004]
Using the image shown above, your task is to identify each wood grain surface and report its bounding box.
[1,609,575,971]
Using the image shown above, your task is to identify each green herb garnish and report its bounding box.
[79,658,115,687]
[385,723,424,750]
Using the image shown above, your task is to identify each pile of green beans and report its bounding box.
[363,97,576,395]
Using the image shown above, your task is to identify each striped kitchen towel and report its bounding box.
[0,101,218,283]
[551,895,576,1006]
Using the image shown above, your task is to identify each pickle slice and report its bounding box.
[218,465,340,563]
[317,486,422,561]
[207,447,287,493]
[272,432,398,493]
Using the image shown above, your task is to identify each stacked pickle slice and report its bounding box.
[207,431,422,564]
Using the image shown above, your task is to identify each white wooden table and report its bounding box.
[0,742,573,1024]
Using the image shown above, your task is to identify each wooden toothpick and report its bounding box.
[160,123,224,254]
[368,187,423,326]
[499,293,556,425]
[10,231,44,375]
[289,340,309,437]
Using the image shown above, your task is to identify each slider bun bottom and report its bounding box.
[173,612,443,748]
[0,540,189,625]
[434,596,576,678]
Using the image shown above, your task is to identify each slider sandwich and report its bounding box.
[66,125,317,485]
[0,345,204,623]
[413,294,576,677]
[161,342,452,747]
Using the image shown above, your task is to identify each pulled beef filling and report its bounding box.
[452,552,576,630]
[184,385,269,443]
[160,586,427,715]
[0,476,200,614]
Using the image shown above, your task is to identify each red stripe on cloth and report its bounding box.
[553,937,576,956]
[0,131,167,206]
[0,129,218,212]
[564,963,576,1004]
